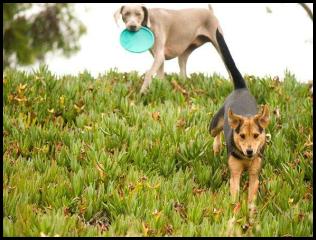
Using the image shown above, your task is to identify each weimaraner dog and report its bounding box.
[114,4,224,94]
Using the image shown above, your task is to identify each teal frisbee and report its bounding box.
[120,27,154,53]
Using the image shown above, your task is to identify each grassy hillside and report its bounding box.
[3,65,313,236]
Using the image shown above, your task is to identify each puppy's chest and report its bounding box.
[240,159,255,169]
[239,157,262,173]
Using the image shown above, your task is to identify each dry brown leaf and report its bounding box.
[64,207,70,216]
[47,108,55,113]
[193,187,206,195]
[95,161,106,181]
[128,183,135,191]
[152,111,160,121]
[152,209,162,219]
[74,104,85,113]
[14,96,28,102]
[298,212,305,221]
[59,95,65,106]
[146,182,160,189]
[174,202,187,219]
[164,224,173,235]
[213,207,223,215]
[303,151,313,159]
[176,118,186,128]
[304,135,313,147]
[17,83,27,93]
[142,222,149,237]
[84,125,93,130]
[138,176,148,182]
[233,202,241,214]
[171,79,188,96]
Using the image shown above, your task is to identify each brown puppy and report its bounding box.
[209,29,270,213]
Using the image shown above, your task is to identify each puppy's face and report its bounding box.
[228,105,270,158]
[114,5,149,32]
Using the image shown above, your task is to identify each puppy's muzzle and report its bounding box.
[246,149,253,157]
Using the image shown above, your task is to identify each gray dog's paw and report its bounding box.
[140,87,149,95]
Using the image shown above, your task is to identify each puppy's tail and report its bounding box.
[216,28,246,89]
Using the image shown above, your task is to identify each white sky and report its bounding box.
[20,3,313,82]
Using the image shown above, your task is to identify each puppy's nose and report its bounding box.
[246,149,253,156]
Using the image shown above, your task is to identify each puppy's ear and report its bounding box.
[114,6,124,27]
[228,108,243,130]
[255,105,270,129]
[141,6,151,28]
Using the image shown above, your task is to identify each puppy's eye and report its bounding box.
[240,134,246,139]
[135,12,141,16]
[125,11,130,16]
[253,133,259,139]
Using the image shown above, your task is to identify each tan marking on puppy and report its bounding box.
[228,105,270,159]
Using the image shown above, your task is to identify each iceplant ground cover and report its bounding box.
[3,66,313,236]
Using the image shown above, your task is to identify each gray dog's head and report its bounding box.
[114,4,150,31]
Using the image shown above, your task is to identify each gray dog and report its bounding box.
[114,4,224,94]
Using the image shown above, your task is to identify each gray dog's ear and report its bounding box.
[114,6,124,27]
[141,6,151,28]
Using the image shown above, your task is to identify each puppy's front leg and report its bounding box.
[248,157,261,224]
[140,50,165,94]
[248,157,261,203]
[228,155,244,203]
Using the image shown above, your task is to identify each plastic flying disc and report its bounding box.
[120,27,154,53]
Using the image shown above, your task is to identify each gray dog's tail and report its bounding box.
[216,28,246,89]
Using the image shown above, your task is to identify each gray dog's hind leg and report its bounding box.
[178,46,197,79]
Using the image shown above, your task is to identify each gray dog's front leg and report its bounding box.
[140,51,165,94]
[156,62,164,79]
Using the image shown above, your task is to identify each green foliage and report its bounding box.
[3,66,313,236]
[3,3,86,68]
